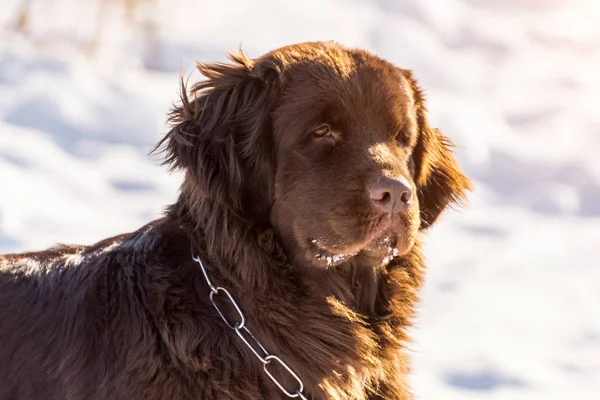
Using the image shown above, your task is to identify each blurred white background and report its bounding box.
[1,0,599,398]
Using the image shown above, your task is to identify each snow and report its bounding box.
[1,0,599,398]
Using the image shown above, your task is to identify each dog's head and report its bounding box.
[158,42,471,268]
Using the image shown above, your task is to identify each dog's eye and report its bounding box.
[396,128,412,147]
[313,124,331,137]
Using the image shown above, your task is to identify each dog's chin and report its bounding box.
[304,231,416,269]
[303,239,359,268]
[360,233,415,264]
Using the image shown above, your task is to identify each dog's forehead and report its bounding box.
[278,57,414,113]
[353,63,415,115]
[264,43,412,101]
[269,45,418,145]
[313,60,416,131]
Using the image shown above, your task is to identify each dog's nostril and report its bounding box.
[380,192,392,204]
[369,186,392,204]
[400,189,411,204]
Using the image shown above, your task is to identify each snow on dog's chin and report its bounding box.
[308,238,359,268]
[308,237,402,268]
[380,246,401,265]
[314,250,358,268]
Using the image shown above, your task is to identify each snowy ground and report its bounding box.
[1,0,599,398]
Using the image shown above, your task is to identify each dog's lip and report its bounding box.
[305,211,414,267]
[309,238,353,253]
[307,235,407,268]
[308,214,397,248]
[307,239,360,267]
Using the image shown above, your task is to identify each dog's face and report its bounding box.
[269,53,422,267]
[159,42,471,269]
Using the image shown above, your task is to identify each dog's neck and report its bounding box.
[166,193,289,290]
[163,193,423,398]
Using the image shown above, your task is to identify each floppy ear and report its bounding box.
[404,71,472,229]
[155,52,278,217]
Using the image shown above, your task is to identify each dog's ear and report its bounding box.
[155,51,279,216]
[403,71,472,229]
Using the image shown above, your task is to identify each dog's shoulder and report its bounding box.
[0,244,89,293]
[0,218,182,299]
[0,236,119,282]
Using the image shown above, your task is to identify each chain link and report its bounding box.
[192,254,309,399]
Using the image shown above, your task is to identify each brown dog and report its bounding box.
[0,42,471,399]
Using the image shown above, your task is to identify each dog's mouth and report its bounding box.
[307,234,406,268]
[299,209,418,268]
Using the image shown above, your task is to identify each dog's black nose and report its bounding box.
[369,177,412,214]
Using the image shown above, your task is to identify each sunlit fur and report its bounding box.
[0,42,471,400]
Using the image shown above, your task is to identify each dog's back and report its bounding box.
[0,239,123,399]
[0,220,220,400]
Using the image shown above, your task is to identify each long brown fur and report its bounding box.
[0,41,471,399]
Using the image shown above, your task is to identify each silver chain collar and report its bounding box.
[192,254,309,400]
